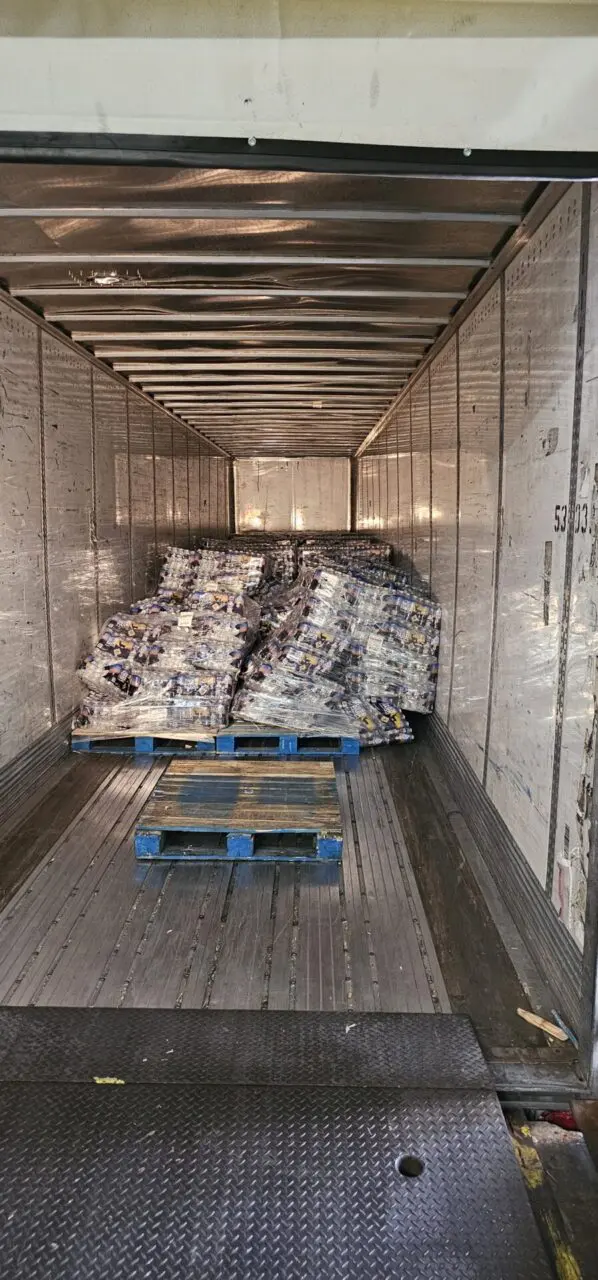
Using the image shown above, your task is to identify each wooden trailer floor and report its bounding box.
[0,753,451,1015]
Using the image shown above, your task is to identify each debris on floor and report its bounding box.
[516,1008,570,1043]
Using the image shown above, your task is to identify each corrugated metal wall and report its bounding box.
[235,457,350,532]
[359,186,597,957]
[0,291,230,773]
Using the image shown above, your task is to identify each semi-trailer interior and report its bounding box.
[0,144,597,1277]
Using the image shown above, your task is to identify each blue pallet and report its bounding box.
[134,758,343,864]
[216,727,360,762]
[72,734,216,756]
[72,727,360,766]
[135,829,343,862]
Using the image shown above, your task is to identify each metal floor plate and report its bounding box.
[0,1011,550,1280]
[0,1008,491,1088]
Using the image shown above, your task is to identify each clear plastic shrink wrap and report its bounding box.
[198,535,296,584]
[75,551,264,734]
[298,535,392,569]
[74,540,438,746]
[233,561,440,743]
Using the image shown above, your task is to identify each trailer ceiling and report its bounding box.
[0,162,539,457]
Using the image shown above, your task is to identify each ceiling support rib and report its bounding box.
[0,204,520,224]
[0,160,538,457]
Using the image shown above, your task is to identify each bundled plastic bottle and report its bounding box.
[233,559,440,743]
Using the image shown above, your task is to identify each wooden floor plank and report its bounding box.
[349,763,435,1013]
[92,863,170,1008]
[123,865,215,1009]
[208,863,275,1010]
[266,865,297,1011]
[335,769,378,1013]
[295,864,346,1012]
[179,866,234,1009]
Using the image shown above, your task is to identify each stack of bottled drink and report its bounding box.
[233,561,440,744]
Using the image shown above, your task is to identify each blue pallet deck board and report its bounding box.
[72,723,360,764]
[216,722,360,762]
[134,758,343,864]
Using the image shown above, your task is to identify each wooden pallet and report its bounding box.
[134,758,343,863]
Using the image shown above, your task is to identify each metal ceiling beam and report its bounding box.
[60,312,447,325]
[201,427,366,432]
[160,390,392,397]
[93,348,430,363]
[96,345,429,359]
[191,435,370,441]
[182,410,379,416]
[159,400,394,408]
[176,404,381,411]
[195,433,371,437]
[139,380,403,390]
[161,394,390,401]
[179,423,376,428]
[194,431,369,435]
[20,285,467,300]
[0,204,520,225]
[140,370,402,379]
[114,361,416,373]
[181,407,374,412]
[196,446,367,450]
[0,251,489,267]
[166,411,383,416]
[149,389,399,398]
[183,422,376,427]
[78,331,435,344]
[190,433,372,436]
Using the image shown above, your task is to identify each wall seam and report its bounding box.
[427,373,433,591]
[580,669,598,1087]
[170,422,176,543]
[229,458,236,535]
[90,369,101,635]
[36,328,56,725]
[395,413,400,561]
[125,389,133,599]
[546,182,592,898]
[198,445,203,536]
[446,333,461,729]
[151,407,158,591]
[384,442,390,543]
[409,393,414,578]
[482,274,507,791]
[186,435,191,547]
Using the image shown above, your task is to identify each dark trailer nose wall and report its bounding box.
[0,151,595,1098]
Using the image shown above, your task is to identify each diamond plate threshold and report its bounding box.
[0,1010,550,1280]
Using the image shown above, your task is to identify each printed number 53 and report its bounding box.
[554,502,588,533]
